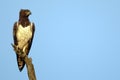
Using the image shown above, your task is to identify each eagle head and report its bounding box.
[19,9,31,17]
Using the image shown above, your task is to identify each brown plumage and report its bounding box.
[13,9,35,71]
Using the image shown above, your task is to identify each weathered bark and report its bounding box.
[11,44,36,80]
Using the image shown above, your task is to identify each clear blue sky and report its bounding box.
[0,0,120,80]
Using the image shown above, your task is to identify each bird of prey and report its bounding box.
[13,9,35,71]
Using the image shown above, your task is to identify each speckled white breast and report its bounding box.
[17,24,32,49]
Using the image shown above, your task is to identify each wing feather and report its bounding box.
[27,23,35,55]
[13,22,18,45]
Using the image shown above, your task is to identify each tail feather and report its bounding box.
[17,55,25,72]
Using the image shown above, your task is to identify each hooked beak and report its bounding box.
[27,11,31,16]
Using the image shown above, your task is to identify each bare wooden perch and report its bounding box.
[11,44,36,80]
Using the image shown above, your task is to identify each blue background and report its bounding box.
[0,0,120,80]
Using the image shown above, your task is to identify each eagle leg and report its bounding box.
[11,43,26,58]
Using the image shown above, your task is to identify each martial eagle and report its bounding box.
[13,9,35,71]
